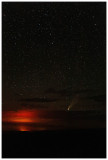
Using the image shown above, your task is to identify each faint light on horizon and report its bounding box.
[19,125,30,131]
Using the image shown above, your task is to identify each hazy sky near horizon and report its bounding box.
[2,2,106,111]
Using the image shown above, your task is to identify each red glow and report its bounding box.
[2,110,38,123]
[2,109,54,131]
[15,110,35,117]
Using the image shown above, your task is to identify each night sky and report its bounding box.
[2,2,106,112]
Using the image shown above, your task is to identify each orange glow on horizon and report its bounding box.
[11,117,33,123]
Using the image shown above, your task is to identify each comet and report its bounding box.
[67,94,79,111]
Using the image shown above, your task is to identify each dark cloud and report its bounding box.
[20,103,48,109]
[19,97,58,103]
[45,88,72,96]
[45,88,96,97]
[88,94,106,103]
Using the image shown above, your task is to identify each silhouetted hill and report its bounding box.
[2,129,106,158]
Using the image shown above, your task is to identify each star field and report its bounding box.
[2,2,106,111]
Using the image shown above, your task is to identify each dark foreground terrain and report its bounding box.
[2,129,106,158]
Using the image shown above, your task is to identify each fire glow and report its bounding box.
[2,110,38,123]
[2,109,62,131]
